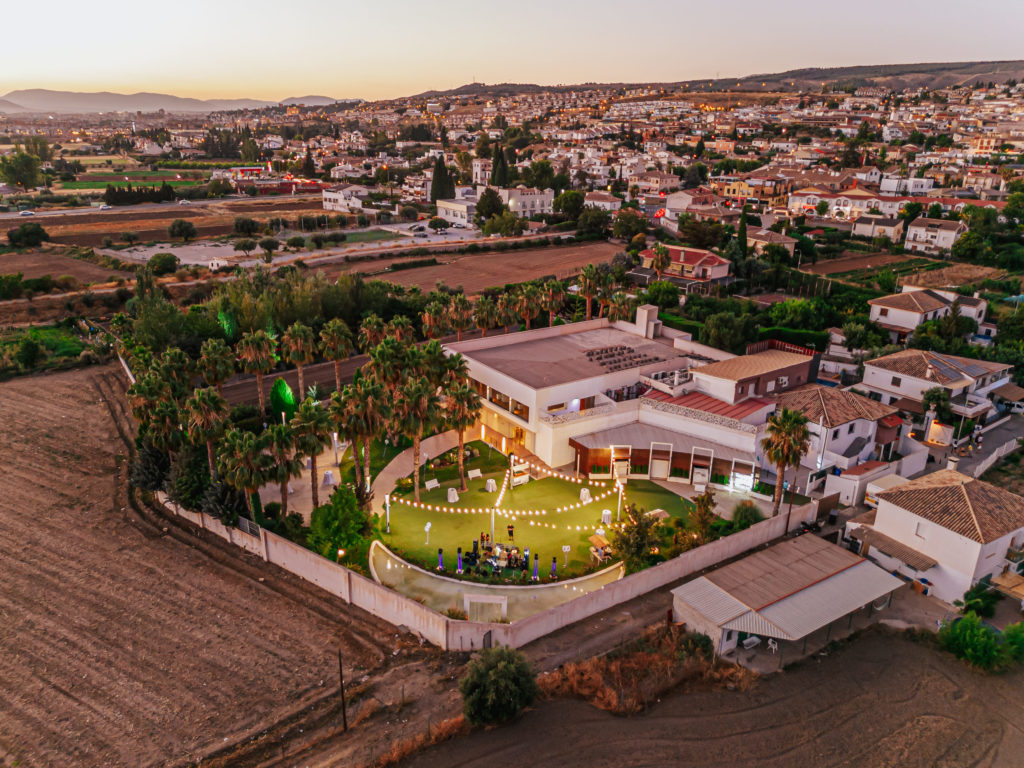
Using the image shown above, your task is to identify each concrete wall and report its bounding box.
[156,492,813,652]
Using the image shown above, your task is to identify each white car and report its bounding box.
[19,209,35,216]
[177,199,190,205]
[99,204,112,210]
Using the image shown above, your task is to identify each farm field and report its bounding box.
[330,241,621,294]
[0,365,408,767]
[0,248,132,282]
[403,630,1024,768]
[802,250,928,275]
[906,262,1006,288]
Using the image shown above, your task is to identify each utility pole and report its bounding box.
[337,650,348,732]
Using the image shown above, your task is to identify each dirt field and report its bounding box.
[804,251,921,275]
[907,263,1007,289]
[326,241,621,294]
[0,248,132,282]
[404,629,1024,768]
[0,365,427,767]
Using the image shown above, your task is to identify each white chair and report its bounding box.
[767,638,779,654]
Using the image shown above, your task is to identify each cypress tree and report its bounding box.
[430,155,454,202]
[737,209,748,259]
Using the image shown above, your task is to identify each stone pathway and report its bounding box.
[370,430,460,516]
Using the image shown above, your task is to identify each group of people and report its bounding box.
[460,529,531,576]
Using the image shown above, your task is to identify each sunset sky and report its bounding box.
[5,0,1024,101]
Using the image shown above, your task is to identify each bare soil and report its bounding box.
[403,629,1024,768]
[907,263,1007,289]
[325,241,621,295]
[0,247,132,283]
[803,251,922,275]
[0,365,455,768]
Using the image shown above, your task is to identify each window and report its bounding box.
[880,308,889,317]
[891,376,902,387]
[848,423,855,434]
[915,521,927,539]
[832,429,840,440]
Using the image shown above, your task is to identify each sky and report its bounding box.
[5,0,1024,101]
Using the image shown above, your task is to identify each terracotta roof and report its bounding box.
[877,469,1024,544]
[748,228,797,245]
[841,460,889,478]
[992,382,1024,402]
[639,245,729,268]
[773,384,897,428]
[867,290,950,314]
[643,389,772,420]
[866,349,1010,385]
[693,349,812,382]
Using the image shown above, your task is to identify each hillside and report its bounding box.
[412,60,1024,100]
[0,89,350,114]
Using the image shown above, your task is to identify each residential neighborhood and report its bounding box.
[3,7,1024,766]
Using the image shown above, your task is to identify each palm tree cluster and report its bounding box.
[417,280,571,342]
[576,263,636,323]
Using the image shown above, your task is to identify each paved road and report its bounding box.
[0,193,323,221]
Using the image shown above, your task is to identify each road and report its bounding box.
[0,192,324,221]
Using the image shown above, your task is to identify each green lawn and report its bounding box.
[344,228,404,243]
[338,438,408,486]
[60,180,205,189]
[383,475,691,578]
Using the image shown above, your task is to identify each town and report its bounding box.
[3,45,1024,768]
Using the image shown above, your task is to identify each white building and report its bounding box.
[583,191,622,211]
[493,185,554,216]
[846,469,1024,604]
[322,183,369,212]
[436,197,476,226]
[904,217,968,254]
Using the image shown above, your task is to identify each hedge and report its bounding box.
[658,313,704,336]
[756,326,830,352]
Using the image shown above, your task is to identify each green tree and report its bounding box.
[553,189,584,221]
[578,263,600,321]
[0,149,42,189]
[611,503,660,572]
[612,208,647,240]
[234,217,260,236]
[428,216,449,232]
[217,428,271,518]
[265,423,302,517]
[645,280,679,310]
[291,397,333,509]
[307,485,371,559]
[576,206,610,236]
[280,321,315,399]
[319,318,354,394]
[540,280,565,326]
[473,295,497,337]
[233,238,257,257]
[184,387,229,476]
[689,488,716,545]
[445,382,482,491]
[650,242,671,281]
[393,376,440,503]
[760,408,811,518]
[149,252,179,276]
[15,335,42,369]
[937,612,1005,671]
[6,222,49,248]
[922,386,954,424]
[737,210,748,259]
[815,200,829,216]
[475,187,506,224]
[198,338,235,396]
[169,219,197,242]
[447,293,474,341]
[258,237,280,262]
[699,312,754,354]
[482,210,525,237]
[459,646,538,726]
[429,155,455,202]
[237,329,276,417]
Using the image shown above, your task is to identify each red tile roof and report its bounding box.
[842,460,888,477]
[644,389,772,420]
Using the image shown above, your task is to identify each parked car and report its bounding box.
[19,210,34,216]
[177,199,190,205]
[99,204,112,210]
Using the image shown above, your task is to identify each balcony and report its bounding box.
[640,368,692,397]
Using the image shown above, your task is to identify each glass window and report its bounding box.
[489,389,510,411]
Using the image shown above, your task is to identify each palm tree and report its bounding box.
[443,351,469,388]
[368,336,409,388]
[148,399,184,458]
[578,263,600,321]
[608,291,635,322]
[760,407,811,519]
[358,313,386,351]
[447,293,474,341]
[237,329,276,417]
[596,270,615,318]
[218,428,271,518]
[445,382,482,491]
[265,423,302,517]
[280,321,315,399]
[352,376,389,490]
[198,338,235,396]
[650,242,671,282]
[421,301,448,340]
[127,372,170,426]
[184,387,229,477]
[393,376,440,503]
[385,315,414,343]
[496,291,517,334]
[329,387,364,491]
[291,396,333,509]
[540,279,565,327]
[318,318,354,394]
[473,295,497,337]
[515,284,540,330]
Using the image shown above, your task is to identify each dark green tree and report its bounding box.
[459,646,538,726]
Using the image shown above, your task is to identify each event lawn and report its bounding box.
[383,472,692,578]
[344,228,405,244]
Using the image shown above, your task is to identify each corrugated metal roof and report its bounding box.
[722,610,793,640]
[758,561,903,640]
[671,578,749,626]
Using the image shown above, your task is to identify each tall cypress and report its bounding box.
[737,209,748,259]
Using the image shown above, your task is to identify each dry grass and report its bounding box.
[370,715,469,768]
[538,625,757,714]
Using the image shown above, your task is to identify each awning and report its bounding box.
[992,382,1024,403]
[851,528,938,572]
[879,413,904,428]
[893,397,925,415]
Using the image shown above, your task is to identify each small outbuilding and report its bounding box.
[672,534,903,665]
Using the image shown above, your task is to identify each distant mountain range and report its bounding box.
[0,90,352,114]
[410,60,1024,99]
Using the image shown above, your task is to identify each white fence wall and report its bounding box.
[155,492,812,652]
[972,437,1021,478]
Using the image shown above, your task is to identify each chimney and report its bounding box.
[947,456,960,472]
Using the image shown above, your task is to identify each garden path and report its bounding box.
[371,429,460,516]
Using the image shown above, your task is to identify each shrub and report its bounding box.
[168,219,197,241]
[731,500,764,531]
[149,252,180,276]
[286,236,306,250]
[956,582,1002,618]
[938,612,1004,671]
[7,221,49,247]
[459,646,538,726]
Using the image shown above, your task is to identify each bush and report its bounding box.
[956,582,1002,618]
[168,219,197,241]
[149,252,180,276]
[459,646,538,726]
[286,236,306,249]
[938,612,1004,671]
[7,222,50,248]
